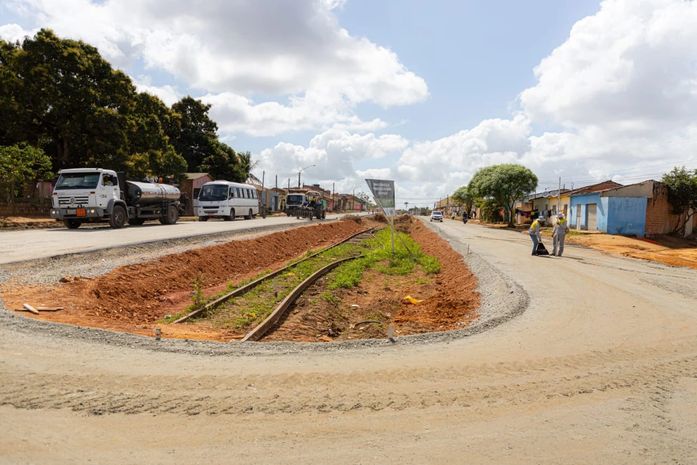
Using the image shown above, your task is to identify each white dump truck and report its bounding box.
[50,168,182,229]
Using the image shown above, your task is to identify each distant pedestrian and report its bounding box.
[529,216,544,255]
[552,213,569,256]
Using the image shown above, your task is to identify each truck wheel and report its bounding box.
[159,205,179,225]
[245,209,253,220]
[64,219,81,229]
[228,209,236,221]
[128,218,145,226]
[109,205,127,229]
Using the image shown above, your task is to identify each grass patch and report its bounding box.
[328,228,440,289]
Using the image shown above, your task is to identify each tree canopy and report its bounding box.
[662,166,697,235]
[0,29,249,186]
[468,164,538,226]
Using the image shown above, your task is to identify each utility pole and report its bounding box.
[287,178,290,189]
[557,176,562,216]
[332,182,335,212]
[297,171,301,188]
[261,170,266,218]
[275,174,278,189]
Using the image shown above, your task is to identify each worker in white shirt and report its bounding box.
[552,213,569,256]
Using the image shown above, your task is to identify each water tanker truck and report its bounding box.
[50,168,182,229]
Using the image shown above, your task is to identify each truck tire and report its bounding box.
[63,219,81,229]
[128,218,145,226]
[159,205,179,225]
[225,209,235,221]
[245,209,252,220]
[109,205,127,229]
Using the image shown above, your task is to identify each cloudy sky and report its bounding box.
[2,0,697,207]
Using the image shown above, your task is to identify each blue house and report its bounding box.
[569,180,657,237]
[568,180,623,231]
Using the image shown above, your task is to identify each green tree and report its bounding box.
[170,96,218,171]
[10,29,135,169]
[468,164,538,226]
[662,166,697,235]
[0,144,53,207]
[199,142,251,181]
[451,185,475,214]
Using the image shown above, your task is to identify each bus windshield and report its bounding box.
[55,172,100,190]
[199,185,229,201]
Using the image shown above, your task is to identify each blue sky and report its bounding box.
[2,0,697,206]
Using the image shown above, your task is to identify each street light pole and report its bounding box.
[297,164,316,188]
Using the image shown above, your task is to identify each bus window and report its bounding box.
[236,188,241,198]
[228,187,234,199]
[252,190,257,199]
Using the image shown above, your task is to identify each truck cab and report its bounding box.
[51,168,122,228]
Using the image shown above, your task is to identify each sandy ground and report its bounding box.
[1,220,697,464]
[562,231,697,270]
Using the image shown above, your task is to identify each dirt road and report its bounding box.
[1,220,696,464]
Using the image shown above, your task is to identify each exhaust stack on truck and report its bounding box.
[50,168,182,229]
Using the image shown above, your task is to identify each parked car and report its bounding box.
[430,211,444,222]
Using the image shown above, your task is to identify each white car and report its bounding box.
[430,211,444,222]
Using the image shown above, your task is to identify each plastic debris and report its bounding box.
[402,295,423,305]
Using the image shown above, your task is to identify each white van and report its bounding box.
[195,181,259,221]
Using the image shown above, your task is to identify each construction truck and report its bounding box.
[50,168,182,229]
[287,190,326,220]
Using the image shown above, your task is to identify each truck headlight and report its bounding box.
[89,208,96,214]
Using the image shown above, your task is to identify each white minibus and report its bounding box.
[195,181,259,221]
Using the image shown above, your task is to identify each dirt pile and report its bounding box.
[2,220,367,333]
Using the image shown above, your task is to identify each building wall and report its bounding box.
[645,183,683,236]
[606,197,647,237]
[569,193,603,230]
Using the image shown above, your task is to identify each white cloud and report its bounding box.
[4,0,427,136]
[521,0,697,130]
[133,77,180,106]
[0,23,34,42]
[255,128,408,187]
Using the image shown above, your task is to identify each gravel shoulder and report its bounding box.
[2,220,697,465]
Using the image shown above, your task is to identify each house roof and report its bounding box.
[598,179,660,197]
[525,189,570,201]
[567,180,623,196]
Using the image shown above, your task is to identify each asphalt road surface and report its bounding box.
[1,220,696,464]
[0,214,354,264]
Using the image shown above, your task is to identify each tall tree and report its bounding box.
[11,29,135,169]
[662,166,697,235]
[468,164,538,226]
[199,142,251,181]
[170,96,218,171]
[0,144,52,206]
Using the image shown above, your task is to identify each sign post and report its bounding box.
[365,178,396,256]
